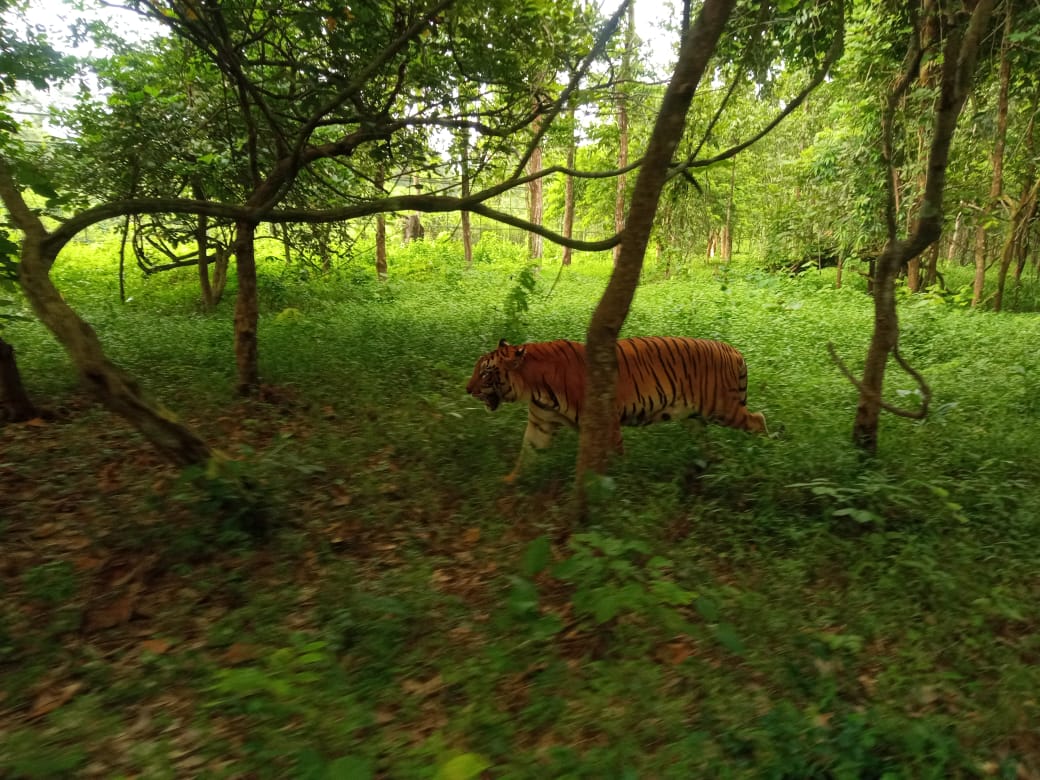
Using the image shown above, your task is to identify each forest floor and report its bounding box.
[2,248,1040,778]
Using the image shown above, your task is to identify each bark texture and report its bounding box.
[0,336,37,423]
[971,6,1011,307]
[0,158,211,465]
[852,0,995,454]
[577,0,738,497]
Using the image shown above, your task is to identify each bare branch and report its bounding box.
[827,342,931,420]
[675,6,845,176]
[510,0,631,179]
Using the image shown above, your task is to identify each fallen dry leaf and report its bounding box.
[401,674,443,698]
[222,643,260,665]
[24,417,48,427]
[84,592,136,632]
[656,640,695,666]
[139,638,172,655]
[29,681,83,719]
[461,527,481,545]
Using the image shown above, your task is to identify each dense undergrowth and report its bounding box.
[2,236,1039,778]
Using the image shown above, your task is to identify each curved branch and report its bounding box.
[511,0,631,179]
[827,341,931,420]
[42,191,620,261]
[673,7,845,175]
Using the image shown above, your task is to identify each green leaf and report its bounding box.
[695,595,720,622]
[507,576,539,616]
[521,534,552,576]
[714,623,745,656]
[592,591,620,624]
[325,755,373,780]
[434,753,492,780]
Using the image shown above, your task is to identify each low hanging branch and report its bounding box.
[826,341,931,420]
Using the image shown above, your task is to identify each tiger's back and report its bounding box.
[468,336,767,480]
[614,336,766,432]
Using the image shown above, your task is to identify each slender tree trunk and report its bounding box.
[994,179,1039,311]
[376,213,388,280]
[527,115,544,261]
[280,224,292,264]
[971,7,1012,307]
[0,160,211,464]
[458,112,474,268]
[578,0,737,494]
[946,210,964,262]
[562,108,577,267]
[0,336,37,423]
[233,220,260,395]
[922,243,940,289]
[722,160,736,262]
[196,213,215,311]
[191,181,216,310]
[1013,89,1039,284]
[211,245,230,304]
[118,216,129,304]
[853,0,994,454]
[612,1,635,268]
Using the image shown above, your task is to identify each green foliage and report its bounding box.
[553,532,696,631]
[498,264,539,342]
[21,560,78,605]
[3,241,1040,777]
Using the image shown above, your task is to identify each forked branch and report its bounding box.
[827,341,931,420]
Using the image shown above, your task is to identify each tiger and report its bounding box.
[466,336,767,482]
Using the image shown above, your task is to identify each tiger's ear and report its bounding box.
[508,345,526,369]
[498,338,509,348]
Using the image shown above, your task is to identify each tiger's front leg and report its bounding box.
[504,406,562,484]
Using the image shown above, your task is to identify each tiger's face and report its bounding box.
[466,340,526,411]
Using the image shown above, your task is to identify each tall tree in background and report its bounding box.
[577,0,845,499]
[577,0,737,497]
[562,106,577,266]
[527,114,545,261]
[612,0,636,267]
[971,5,1012,306]
[1,0,628,466]
[848,0,995,454]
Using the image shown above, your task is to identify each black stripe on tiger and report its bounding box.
[466,336,767,481]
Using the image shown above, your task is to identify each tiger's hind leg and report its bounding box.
[504,407,563,484]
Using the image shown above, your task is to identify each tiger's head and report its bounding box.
[466,339,527,411]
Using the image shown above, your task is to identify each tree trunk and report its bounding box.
[197,212,215,310]
[853,0,995,454]
[994,178,1040,312]
[118,216,130,304]
[211,245,230,305]
[971,7,1012,307]
[233,219,261,395]
[527,116,544,261]
[946,210,964,262]
[853,243,901,451]
[0,158,211,464]
[722,160,736,262]
[612,0,635,268]
[907,256,921,292]
[562,108,577,267]
[922,243,940,289]
[376,214,388,279]
[577,0,737,496]
[403,213,424,243]
[191,180,217,311]
[0,336,37,423]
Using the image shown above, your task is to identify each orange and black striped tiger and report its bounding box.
[466,336,767,481]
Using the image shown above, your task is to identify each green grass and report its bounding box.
[1,236,1039,778]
